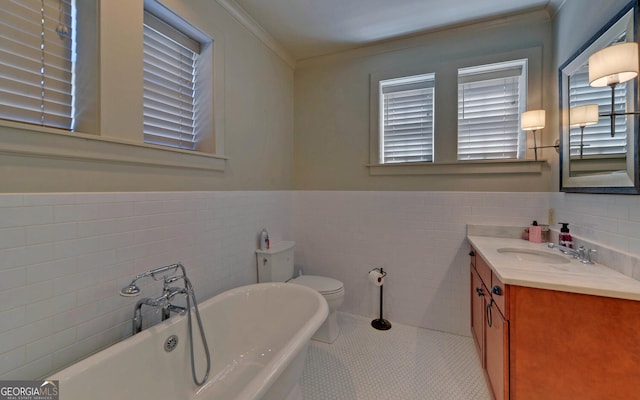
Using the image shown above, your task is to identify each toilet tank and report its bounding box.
[256,241,295,282]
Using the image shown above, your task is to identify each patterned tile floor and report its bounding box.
[301,313,491,400]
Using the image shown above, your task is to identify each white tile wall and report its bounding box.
[0,191,292,379]
[550,192,640,278]
[5,189,638,380]
[293,191,550,336]
[550,192,640,256]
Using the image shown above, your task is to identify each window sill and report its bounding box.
[367,159,546,176]
[0,121,227,171]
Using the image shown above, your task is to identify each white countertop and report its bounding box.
[467,235,640,302]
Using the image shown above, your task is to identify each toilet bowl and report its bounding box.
[256,241,345,343]
[289,275,344,343]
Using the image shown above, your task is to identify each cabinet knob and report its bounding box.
[469,250,475,257]
[492,285,502,296]
[476,287,484,297]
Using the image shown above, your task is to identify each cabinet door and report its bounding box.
[485,300,509,400]
[470,267,485,363]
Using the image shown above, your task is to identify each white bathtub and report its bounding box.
[49,283,328,400]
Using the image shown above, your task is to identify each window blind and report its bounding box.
[458,61,526,160]
[380,74,435,164]
[0,0,74,129]
[568,64,627,157]
[143,12,200,150]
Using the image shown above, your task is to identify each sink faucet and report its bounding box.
[548,243,596,264]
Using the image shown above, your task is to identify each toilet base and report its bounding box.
[311,310,340,343]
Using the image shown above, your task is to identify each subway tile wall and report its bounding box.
[550,192,640,257]
[550,192,640,279]
[0,191,292,380]
[292,191,550,336]
[4,190,639,380]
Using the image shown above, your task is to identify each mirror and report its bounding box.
[559,1,639,193]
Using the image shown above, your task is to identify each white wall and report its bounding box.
[551,192,640,261]
[0,0,294,192]
[5,189,640,381]
[293,191,549,335]
[293,10,554,191]
[291,190,640,337]
[0,191,292,379]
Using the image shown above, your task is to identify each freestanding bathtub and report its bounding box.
[49,282,328,400]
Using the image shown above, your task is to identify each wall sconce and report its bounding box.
[569,104,599,159]
[588,42,639,137]
[521,109,545,160]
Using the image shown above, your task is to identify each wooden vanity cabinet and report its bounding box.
[469,246,640,399]
[470,266,485,361]
[470,248,509,400]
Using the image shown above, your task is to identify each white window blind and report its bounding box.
[0,0,74,130]
[143,12,201,150]
[568,61,628,158]
[458,60,527,160]
[380,74,435,164]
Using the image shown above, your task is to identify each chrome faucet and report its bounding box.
[121,263,190,334]
[120,263,211,387]
[130,286,188,334]
[548,243,596,264]
[160,283,188,320]
[132,296,163,334]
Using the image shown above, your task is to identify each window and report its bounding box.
[379,73,435,164]
[143,11,202,151]
[458,60,527,160]
[1,0,74,130]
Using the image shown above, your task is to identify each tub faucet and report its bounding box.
[131,287,188,334]
[123,263,191,335]
[132,296,165,334]
[161,286,188,320]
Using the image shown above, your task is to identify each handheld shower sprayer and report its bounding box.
[120,282,141,297]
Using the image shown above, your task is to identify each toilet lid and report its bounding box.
[290,275,344,295]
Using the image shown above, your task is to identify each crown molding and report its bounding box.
[216,0,296,68]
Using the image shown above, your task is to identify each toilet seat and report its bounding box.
[289,275,344,295]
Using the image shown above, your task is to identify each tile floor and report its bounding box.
[301,313,491,400]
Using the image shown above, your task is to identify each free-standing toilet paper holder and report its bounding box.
[369,267,391,331]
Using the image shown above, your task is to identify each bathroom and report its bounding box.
[2,0,640,398]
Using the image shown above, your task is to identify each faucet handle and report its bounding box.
[580,248,596,264]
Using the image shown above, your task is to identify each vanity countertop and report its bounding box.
[467,235,640,302]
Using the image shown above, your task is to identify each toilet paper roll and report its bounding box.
[369,270,384,286]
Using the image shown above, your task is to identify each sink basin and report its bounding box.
[497,248,571,264]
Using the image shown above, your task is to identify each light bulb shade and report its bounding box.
[521,109,546,131]
[569,104,599,127]
[588,42,639,87]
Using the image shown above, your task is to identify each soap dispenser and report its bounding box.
[558,223,573,249]
[529,221,542,243]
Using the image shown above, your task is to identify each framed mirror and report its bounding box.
[559,0,639,193]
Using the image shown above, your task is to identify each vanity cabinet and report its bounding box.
[470,249,509,400]
[469,246,640,399]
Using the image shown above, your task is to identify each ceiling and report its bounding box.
[232,0,565,61]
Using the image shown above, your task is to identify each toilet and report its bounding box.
[256,241,344,343]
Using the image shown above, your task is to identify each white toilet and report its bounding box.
[256,241,344,343]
